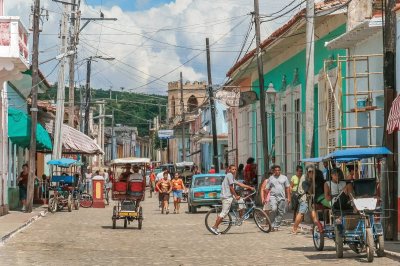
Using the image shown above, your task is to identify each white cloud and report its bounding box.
[5,0,298,94]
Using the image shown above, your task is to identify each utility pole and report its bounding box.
[52,2,69,160]
[68,0,79,127]
[84,58,92,136]
[383,0,397,241]
[206,38,219,173]
[27,0,41,213]
[253,0,269,175]
[305,0,315,158]
[180,72,186,162]
[111,108,116,159]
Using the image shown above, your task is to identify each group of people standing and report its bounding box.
[150,167,186,214]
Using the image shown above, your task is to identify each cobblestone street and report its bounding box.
[0,192,399,266]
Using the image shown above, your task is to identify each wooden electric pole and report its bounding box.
[383,0,397,241]
[206,38,219,173]
[305,0,315,158]
[254,0,269,175]
[180,72,186,162]
[68,0,79,127]
[27,0,41,212]
[52,2,69,160]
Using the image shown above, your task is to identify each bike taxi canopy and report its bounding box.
[110,157,151,166]
[301,147,392,163]
[175,161,194,168]
[47,158,78,168]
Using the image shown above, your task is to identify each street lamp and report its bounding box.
[266,82,277,109]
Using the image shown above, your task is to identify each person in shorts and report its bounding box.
[156,172,172,214]
[210,165,255,235]
[156,167,171,210]
[265,165,291,230]
[171,173,186,214]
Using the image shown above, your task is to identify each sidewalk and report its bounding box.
[0,205,47,244]
[281,217,400,258]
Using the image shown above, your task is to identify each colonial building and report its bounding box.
[225,0,348,180]
[167,80,207,163]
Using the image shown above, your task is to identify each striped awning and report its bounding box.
[387,94,400,134]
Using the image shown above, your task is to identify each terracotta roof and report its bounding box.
[226,0,349,78]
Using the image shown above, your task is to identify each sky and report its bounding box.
[5,0,303,95]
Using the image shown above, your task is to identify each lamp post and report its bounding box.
[265,83,277,168]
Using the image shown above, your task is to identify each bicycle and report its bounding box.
[79,191,93,208]
[205,191,272,234]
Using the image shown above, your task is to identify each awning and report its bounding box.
[8,108,52,151]
[325,18,382,50]
[39,111,103,155]
[387,94,400,134]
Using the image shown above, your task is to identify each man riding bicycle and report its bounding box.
[210,164,255,235]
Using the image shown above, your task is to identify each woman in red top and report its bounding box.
[171,173,186,214]
[244,157,257,185]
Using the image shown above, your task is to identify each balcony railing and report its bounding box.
[0,16,29,65]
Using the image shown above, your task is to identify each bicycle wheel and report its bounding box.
[253,208,272,233]
[80,193,93,208]
[205,207,232,234]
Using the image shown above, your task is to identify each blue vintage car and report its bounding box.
[187,174,225,213]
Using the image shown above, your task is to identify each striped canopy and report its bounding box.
[387,94,400,134]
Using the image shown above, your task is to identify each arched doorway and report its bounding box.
[187,95,198,112]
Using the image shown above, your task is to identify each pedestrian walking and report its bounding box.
[210,165,255,235]
[290,165,303,221]
[149,169,156,198]
[155,167,171,210]
[85,169,92,194]
[264,165,290,231]
[156,172,172,214]
[171,173,185,214]
[17,163,29,212]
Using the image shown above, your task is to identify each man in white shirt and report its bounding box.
[156,167,171,182]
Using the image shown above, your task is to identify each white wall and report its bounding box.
[346,31,384,148]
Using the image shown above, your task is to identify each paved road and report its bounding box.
[0,192,399,266]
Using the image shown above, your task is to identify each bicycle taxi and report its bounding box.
[110,157,149,229]
[175,161,194,201]
[303,147,391,263]
[47,158,81,213]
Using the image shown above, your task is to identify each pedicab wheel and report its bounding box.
[80,193,93,208]
[312,224,325,251]
[205,207,232,234]
[124,218,128,228]
[335,226,343,258]
[138,207,143,230]
[366,228,375,262]
[67,195,73,212]
[48,197,57,213]
[74,199,80,210]
[253,208,272,233]
[112,218,116,229]
[376,235,385,257]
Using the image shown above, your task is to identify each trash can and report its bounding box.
[92,176,105,208]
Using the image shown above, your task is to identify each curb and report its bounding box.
[384,250,400,260]
[281,220,400,259]
[0,210,48,245]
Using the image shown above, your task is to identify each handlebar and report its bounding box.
[241,190,257,200]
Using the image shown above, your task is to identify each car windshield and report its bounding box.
[193,176,224,187]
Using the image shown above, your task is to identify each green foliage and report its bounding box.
[39,86,167,136]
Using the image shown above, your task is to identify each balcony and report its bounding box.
[0,17,29,81]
